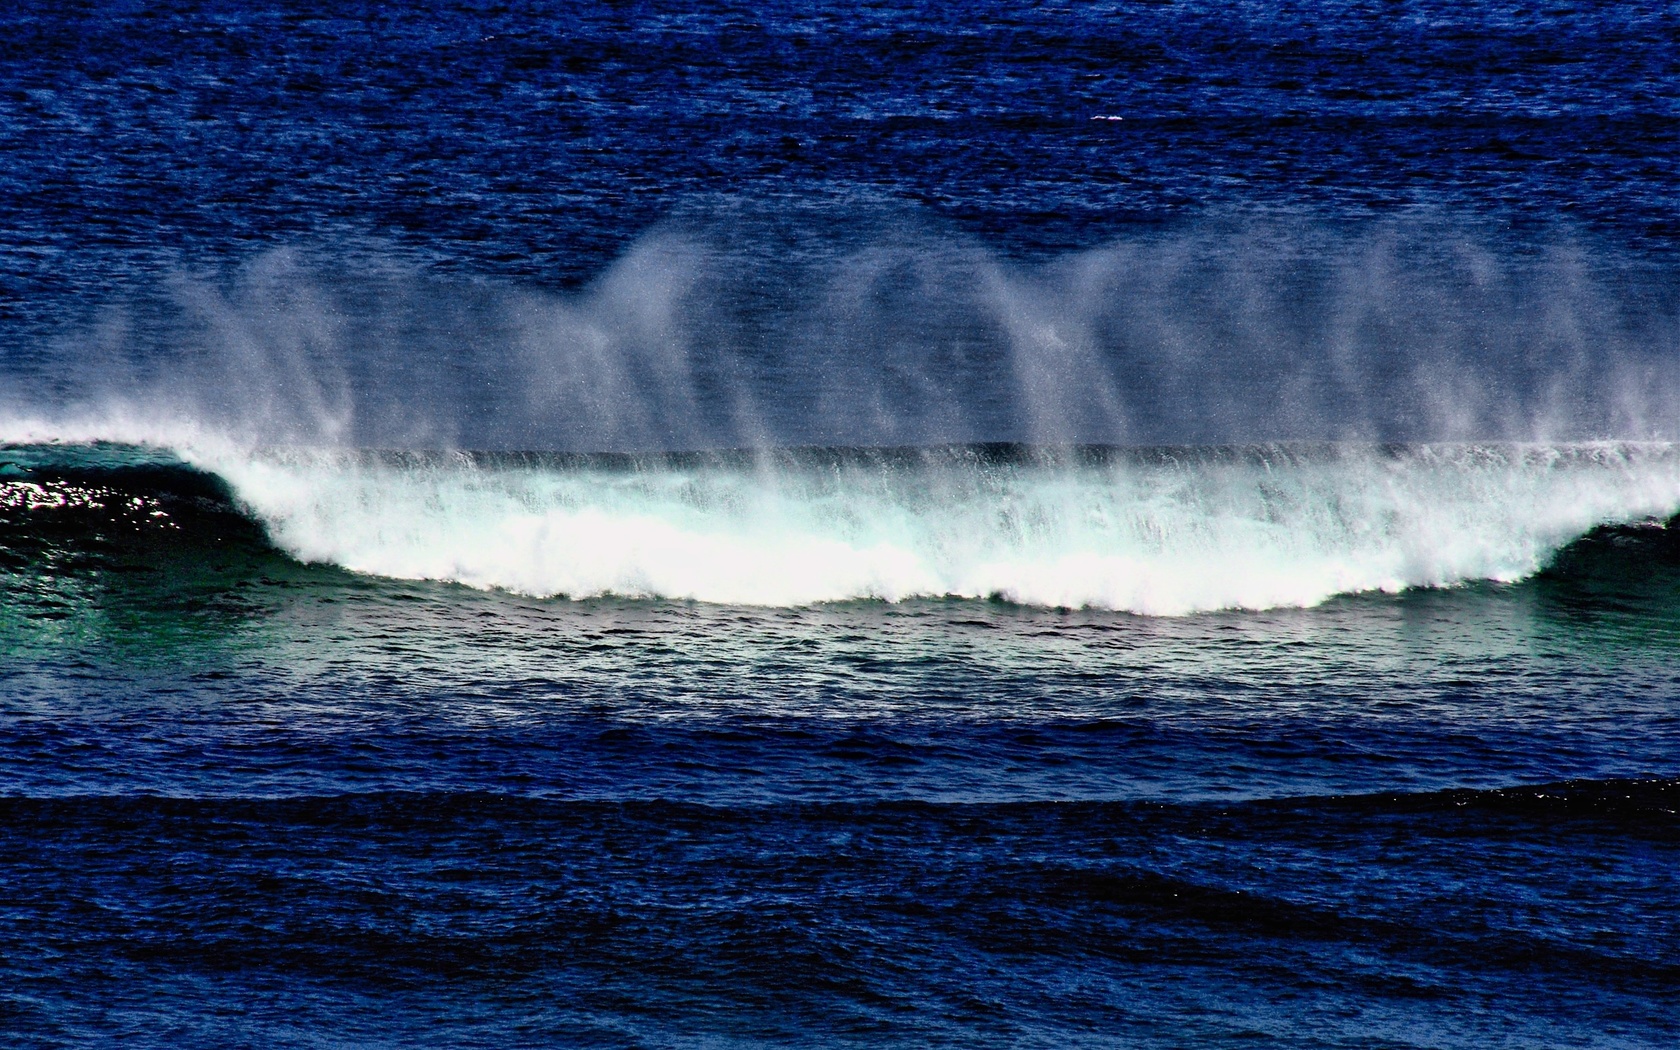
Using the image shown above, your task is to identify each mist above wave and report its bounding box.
[9,212,1679,452]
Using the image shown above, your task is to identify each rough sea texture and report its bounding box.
[3,3,1679,1048]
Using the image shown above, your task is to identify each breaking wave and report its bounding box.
[4,437,1678,615]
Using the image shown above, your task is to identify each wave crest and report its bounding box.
[159,441,1680,614]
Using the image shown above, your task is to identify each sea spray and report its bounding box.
[12,218,1679,453]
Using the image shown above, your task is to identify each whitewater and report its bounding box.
[6,425,1678,614]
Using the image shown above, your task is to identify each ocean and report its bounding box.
[2,2,1678,1047]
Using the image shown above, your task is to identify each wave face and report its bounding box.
[8,441,1677,614]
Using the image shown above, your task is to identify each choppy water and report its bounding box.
[3,2,1680,1048]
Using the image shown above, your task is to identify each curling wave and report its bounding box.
[7,438,1679,615]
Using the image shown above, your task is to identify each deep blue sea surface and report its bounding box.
[3,3,1679,1047]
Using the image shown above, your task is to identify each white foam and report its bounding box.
[164,441,1680,614]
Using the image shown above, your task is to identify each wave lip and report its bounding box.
[124,441,1674,615]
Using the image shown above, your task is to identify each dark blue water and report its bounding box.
[3,3,1680,1047]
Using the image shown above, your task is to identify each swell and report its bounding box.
[3,780,1675,992]
[4,441,1680,614]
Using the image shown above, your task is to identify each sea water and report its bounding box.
[2,2,1678,1047]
